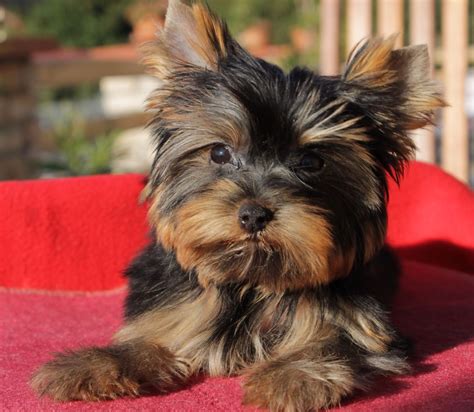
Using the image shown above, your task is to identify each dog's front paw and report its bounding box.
[243,358,356,412]
[31,348,140,401]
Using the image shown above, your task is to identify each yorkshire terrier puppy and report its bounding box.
[31,1,444,410]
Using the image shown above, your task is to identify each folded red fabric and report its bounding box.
[387,162,474,274]
[0,174,149,291]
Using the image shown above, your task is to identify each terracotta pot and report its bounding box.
[238,21,271,52]
[131,16,164,44]
[290,27,316,53]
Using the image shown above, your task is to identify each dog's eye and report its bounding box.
[210,144,232,165]
[298,153,325,171]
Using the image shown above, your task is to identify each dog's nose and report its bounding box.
[238,203,273,233]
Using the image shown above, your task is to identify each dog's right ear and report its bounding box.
[142,0,233,79]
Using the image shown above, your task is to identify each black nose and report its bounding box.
[238,203,273,233]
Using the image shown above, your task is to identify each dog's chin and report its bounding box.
[232,234,275,258]
[179,222,337,291]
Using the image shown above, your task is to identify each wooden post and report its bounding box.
[0,38,57,179]
[410,0,436,163]
[377,0,404,46]
[442,0,468,182]
[320,0,340,75]
[347,0,372,52]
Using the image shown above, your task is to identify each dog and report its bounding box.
[31,1,444,410]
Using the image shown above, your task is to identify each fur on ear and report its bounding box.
[339,36,445,181]
[340,36,445,131]
[141,0,232,79]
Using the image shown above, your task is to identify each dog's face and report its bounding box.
[144,0,444,292]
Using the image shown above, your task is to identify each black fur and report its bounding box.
[31,3,443,409]
[124,242,200,319]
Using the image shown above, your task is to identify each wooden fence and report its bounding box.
[0,41,149,179]
[320,0,472,183]
[0,38,58,179]
[32,47,149,146]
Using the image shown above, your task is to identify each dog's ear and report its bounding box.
[339,36,445,180]
[142,0,232,79]
[341,36,445,130]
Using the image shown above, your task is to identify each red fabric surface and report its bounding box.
[1,260,473,411]
[387,162,474,274]
[0,174,148,291]
[1,161,473,410]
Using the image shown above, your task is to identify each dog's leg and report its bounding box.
[243,294,409,412]
[30,338,190,401]
[242,345,362,412]
[243,344,409,412]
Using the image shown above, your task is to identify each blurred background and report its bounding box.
[0,0,473,184]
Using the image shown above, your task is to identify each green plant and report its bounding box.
[38,83,101,105]
[208,0,319,44]
[23,0,132,47]
[42,115,118,176]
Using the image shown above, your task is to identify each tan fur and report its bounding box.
[191,3,228,65]
[139,41,170,80]
[332,299,393,353]
[115,287,222,374]
[115,289,394,381]
[343,36,446,130]
[274,295,327,354]
[116,286,276,376]
[297,99,367,144]
[300,117,367,145]
[150,180,242,263]
[263,203,336,288]
[391,45,446,129]
[141,0,228,79]
[294,96,367,146]
[344,35,399,85]
[31,271,406,406]
[114,288,387,384]
[31,349,140,401]
[241,294,403,411]
[30,340,192,401]
[243,348,358,412]
[170,179,246,271]
[157,99,249,151]
[150,177,345,292]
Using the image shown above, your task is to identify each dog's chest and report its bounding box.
[118,285,319,376]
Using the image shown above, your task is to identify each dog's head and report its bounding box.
[144,0,444,292]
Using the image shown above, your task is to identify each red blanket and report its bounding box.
[1,161,473,411]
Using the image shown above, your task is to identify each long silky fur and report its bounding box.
[31,1,444,410]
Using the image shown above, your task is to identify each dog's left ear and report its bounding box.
[340,36,445,131]
[339,36,445,179]
[142,0,232,79]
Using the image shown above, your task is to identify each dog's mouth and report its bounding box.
[232,234,275,257]
[245,232,265,242]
